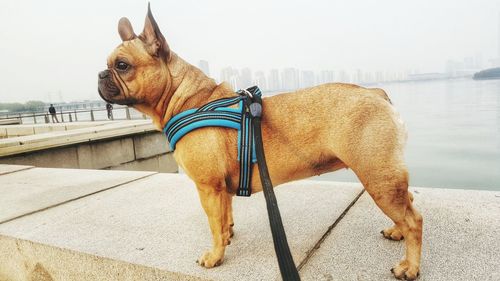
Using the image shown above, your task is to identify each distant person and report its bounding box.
[106,103,113,120]
[48,104,59,123]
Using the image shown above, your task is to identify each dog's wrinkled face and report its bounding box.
[98,5,170,106]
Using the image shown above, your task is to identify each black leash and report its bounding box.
[244,88,301,281]
[164,85,300,280]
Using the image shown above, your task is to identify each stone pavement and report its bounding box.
[0,164,498,280]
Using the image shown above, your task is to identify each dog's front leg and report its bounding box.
[196,183,231,268]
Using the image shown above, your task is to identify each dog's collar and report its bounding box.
[163,86,262,152]
[163,96,243,150]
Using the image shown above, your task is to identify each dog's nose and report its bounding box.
[99,70,110,79]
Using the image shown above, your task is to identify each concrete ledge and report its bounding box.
[0,118,21,126]
[0,235,204,281]
[0,127,6,139]
[0,122,177,173]
[4,126,34,137]
[0,120,156,156]
[0,121,112,138]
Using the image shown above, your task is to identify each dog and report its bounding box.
[98,5,423,280]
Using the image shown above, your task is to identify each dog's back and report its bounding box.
[369,87,392,104]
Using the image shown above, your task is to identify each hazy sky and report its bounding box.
[0,0,499,102]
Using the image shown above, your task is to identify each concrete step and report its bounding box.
[0,165,499,281]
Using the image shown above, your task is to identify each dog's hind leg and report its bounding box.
[227,194,234,239]
[381,191,414,241]
[337,98,422,279]
[195,183,231,268]
[356,166,422,280]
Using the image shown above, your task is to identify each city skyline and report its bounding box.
[1,0,500,102]
[209,51,495,92]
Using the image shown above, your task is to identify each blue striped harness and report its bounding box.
[163,86,262,196]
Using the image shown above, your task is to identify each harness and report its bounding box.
[163,86,301,280]
[163,86,261,197]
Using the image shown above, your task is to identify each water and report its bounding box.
[312,78,500,191]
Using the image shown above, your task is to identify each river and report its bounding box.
[313,78,500,191]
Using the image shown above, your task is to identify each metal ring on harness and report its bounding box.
[239,88,253,98]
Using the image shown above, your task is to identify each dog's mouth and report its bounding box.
[97,87,115,104]
[97,70,136,105]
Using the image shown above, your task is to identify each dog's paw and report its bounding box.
[391,260,420,280]
[222,224,234,246]
[229,223,234,238]
[381,226,404,241]
[197,251,223,268]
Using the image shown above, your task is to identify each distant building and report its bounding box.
[220,67,239,90]
[337,70,350,83]
[254,71,267,91]
[407,73,447,81]
[300,70,315,88]
[375,71,385,82]
[474,53,483,69]
[446,58,479,78]
[267,69,280,91]
[319,70,335,84]
[355,69,363,83]
[281,68,299,90]
[364,72,374,84]
[464,57,474,70]
[198,60,210,76]
[239,68,253,89]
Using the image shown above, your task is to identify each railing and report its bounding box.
[0,106,148,125]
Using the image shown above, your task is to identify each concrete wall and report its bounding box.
[0,131,178,173]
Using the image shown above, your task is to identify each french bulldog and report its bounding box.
[98,5,422,280]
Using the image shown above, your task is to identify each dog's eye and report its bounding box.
[116,61,129,71]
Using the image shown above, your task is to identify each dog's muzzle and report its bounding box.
[98,69,121,104]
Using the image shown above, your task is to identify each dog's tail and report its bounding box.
[371,88,392,104]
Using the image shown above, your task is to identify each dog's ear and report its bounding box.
[139,3,170,60]
[118,17,136,41]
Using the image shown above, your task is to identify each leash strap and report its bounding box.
[199,95,254,196]
[237,109,253,196]
[164,86,300,279]
[244,86,301,280]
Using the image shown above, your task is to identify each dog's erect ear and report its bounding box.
[118,17,136,41]
[139,3,170,60]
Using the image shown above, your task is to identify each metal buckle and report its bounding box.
[239,88,253,99]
